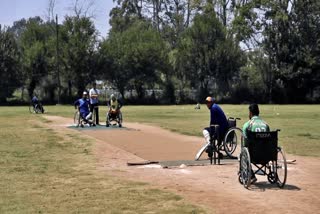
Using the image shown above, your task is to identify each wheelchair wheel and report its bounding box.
[38,104,44,113]
[74,111,80,127]
[118,112,123,127]
[276,147,287,188]
[267,170,277,184]
[239,147,251,188]
[224,127,243,158]
[29,104,35,113]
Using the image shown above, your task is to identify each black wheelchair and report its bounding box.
[195,117,243,164]
[106,109,122,127]
[222,117,243,158]
[29,102,45,114]
[239,130,287,188]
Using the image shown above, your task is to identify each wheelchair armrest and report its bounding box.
[210,124,220,128]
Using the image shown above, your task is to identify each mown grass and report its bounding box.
[47,104,320,157]
[0,107,206,213]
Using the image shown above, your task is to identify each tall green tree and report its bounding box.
[0,25,22,103]
[60,16,98,96]
[176,4,243,99]
[101,20,167,100]
[263,0,320,102]
[20,17,51,99]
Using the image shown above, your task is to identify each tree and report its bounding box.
[60,15,98,96]
[263,0,320,103]
[20,17,51,99]
[176,4,243,100]
[101,19,167,100]
[0,25,22,103]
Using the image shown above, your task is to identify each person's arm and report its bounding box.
[242,121,250,139]
[209,107,215,125]
[117,100,122,109]
[74,99,79,109]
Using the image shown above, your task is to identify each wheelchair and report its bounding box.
[195,117,243,163]
[74,109,95,128]
[106,109,122,127]
[29,102,45,114]
[222,117,243,158]
[239,130,287,188]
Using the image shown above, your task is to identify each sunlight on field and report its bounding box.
[0,107,206,213]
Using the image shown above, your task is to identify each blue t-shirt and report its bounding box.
[32,96,38,103]
[209,103,229,136]
[74,98,90,116]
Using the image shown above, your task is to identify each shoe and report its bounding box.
[251,176,257,184]
[92,123,96,127]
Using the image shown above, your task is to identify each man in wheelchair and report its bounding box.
[242,103,270,184]
[203,96,229,159]
[74,91,95,127]
[106,94,123,127]
[31,94,44,113]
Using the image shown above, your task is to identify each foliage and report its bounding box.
[60,15,98,97]
[176,4,244,100]
[0,25,22,102]
[101,19,168,100]
[1,0,320,104]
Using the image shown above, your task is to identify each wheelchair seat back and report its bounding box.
[228,118,236,128]
[247,131,278,164]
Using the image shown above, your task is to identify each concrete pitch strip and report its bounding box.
[127,158,238,168]
[68,122,239,168]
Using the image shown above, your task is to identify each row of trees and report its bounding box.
[0,0,319,104]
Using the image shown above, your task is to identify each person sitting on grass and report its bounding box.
[242,103,270,183]
[74,91,95,127]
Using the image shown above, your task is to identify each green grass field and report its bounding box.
[0,107,206,213]
[1,104,319,213]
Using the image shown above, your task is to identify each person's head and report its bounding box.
[205,96,214,109]
[110,94,116,101]
[248,103,259,119]
[82,91,88,98]
[92,82,96,89]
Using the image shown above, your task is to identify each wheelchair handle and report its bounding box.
[228,117,241,120]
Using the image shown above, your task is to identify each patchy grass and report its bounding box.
[0,107,206,213]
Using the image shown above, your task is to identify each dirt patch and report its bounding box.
[44,115,320,214]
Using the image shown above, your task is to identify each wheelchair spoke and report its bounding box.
[276,147,287,188]
[224,127,243,158]
[240,147,251,188]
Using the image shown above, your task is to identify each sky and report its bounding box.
[0,0,117,37]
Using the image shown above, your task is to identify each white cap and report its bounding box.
[83,91,87,95]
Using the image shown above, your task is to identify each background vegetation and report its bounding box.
[1,0,319,104]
